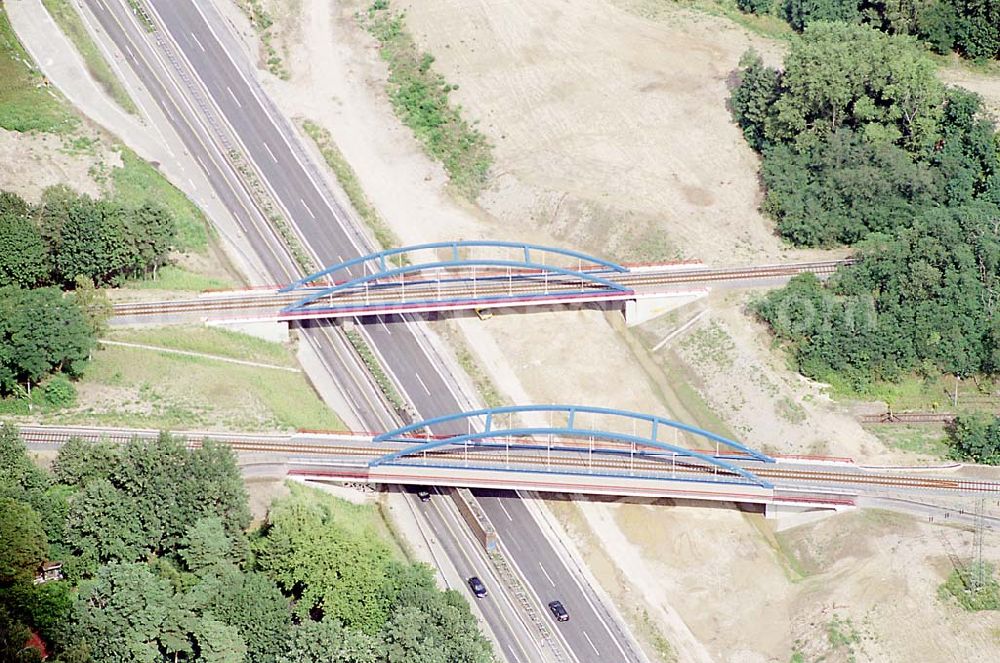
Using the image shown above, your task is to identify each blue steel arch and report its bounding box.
[280,241,628,292]
[283,258,632,313]
[371,405,775,488]
[369,427,772,488]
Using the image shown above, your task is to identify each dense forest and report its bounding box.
[0,187,175,402]
[0,424,495,662]
[737,0,1000,61]
[731,22,1000,388]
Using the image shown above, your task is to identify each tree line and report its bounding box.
[737,0,1000,61]
[0,425,495,662]
[0,186,175,402]
[0,187,175,290]
[731,22,1000,388]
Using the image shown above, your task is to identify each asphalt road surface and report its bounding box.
[82,1,644,660]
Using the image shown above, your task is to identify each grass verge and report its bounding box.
[362,1,492,198]
[124,265,236,292]
[28,326,342,431]
[0,4,77,133]
[939,563,1000,611]
[235,0,288,79]
[110,146,212,253]
[344,327,408,416]
[301,119,401,250]
[866,423,950,458]
[41,0,139,115]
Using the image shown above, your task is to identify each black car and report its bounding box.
[467,576,488,598]
[416,488,431,502]
[548,600,569,622]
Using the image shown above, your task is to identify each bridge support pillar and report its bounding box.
[765,501,854,531]
[623,290,709,326]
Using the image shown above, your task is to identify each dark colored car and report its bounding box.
[416,488,431,502]
[467,576,488,598]
[548,600,569,622]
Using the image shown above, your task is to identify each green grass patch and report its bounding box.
[867,423,950,458]
[32,327,342,431]
[124,265,235,292]
[939,563,1000,611]
[301,119,401,250]
[444,325,506,409]
[110,146,211,253]
[615,0,794,41]
[0,4,77,133]
[106,326,299,367]
[827,371,999,413]
[362,1,492,198]
[41,0,138,115]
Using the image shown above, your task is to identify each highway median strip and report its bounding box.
[300,118,402,251]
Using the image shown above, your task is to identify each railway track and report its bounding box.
[110,259,852,319]
[22,426,1000,495]
[859,412,958,424]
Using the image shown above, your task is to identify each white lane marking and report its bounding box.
[378,316,391,336]
[125,44,136,62]
[187,1,366,258]
[190,32,206,52]
[582,631,600,656]
[188,177,197,191]
[539,562,555,587]
[196,154,207,170]
[300,198,315,218]
[414,372,431,396]
[498,499,513,521]
[225,86,242,108]
[95,0,106,11]
[262,141,279,163]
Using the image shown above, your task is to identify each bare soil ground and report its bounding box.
[0,126,113,202]
[554,495,1000,663]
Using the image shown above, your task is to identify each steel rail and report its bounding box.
[111,259,851,319]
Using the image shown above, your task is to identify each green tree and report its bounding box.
[729,50,781,151]
[0,604,41,663]
[784,0,861,30]
[190,564,292,663]
[60,563,173,663]
[770,22,944,153]
[0,287,94,396]
[947,413,1000,463]
[52,436,122,489]
[0,499,48,585]
[252,489,393,631]
[179,518,234,576]
[0,193,50,289]
[950,0,1000,59]
[64,478,146,571]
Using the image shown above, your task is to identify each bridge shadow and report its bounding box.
[349,300,624,327]
[540,491,766,515]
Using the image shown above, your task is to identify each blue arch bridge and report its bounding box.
[280,405,856,511]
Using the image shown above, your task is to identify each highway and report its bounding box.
[80,1,642,660]
[108,259,851,325]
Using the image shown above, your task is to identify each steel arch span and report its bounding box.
[278,241,632,315]
[371,405,775,489]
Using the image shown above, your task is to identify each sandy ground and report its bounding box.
[552,495,1000,663]
[0,127,113,202]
